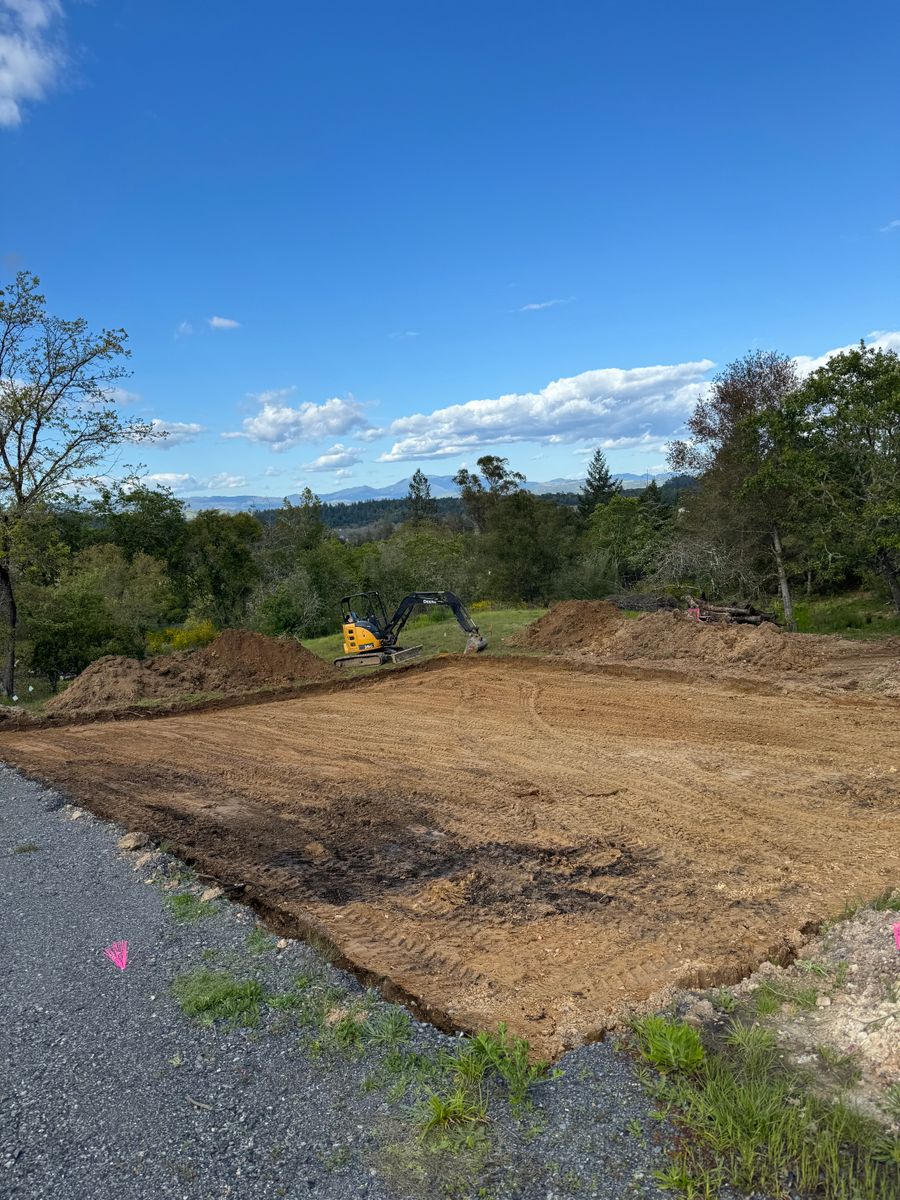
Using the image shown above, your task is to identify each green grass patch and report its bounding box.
[302,607,547,666]
[12,841,41,854]
[635,1016,898,1199]
[165,891,216,921]
[871,888,900,912]
[171,969,263,1027]
[632,1015,706,1074]
[792,593,900,640]
[245,927,274,954]
[752,979,819,1016]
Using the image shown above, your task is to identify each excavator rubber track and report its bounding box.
[333,645,423,668]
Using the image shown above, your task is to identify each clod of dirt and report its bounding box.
[45,629,334,715]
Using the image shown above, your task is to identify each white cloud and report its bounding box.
[102,386,142,406]
[793,329,900,377]
[175,320,193,338]
[0,0,65,127]
[333,467,354,480]
[879,219,900,233]
[150,419,205,447]
[144,472,199,493]
[223,390,372,451]
[207,315,240,330]
[143,471,246,494]
[304,443,362,472]
[205,472,246,490]
[389,330,420,339]
[517,298,574,312]
[378,360,714,462]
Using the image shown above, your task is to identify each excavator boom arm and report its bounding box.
[384,591,481,645]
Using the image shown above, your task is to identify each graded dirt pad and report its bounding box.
[43,629,334,715]
[3,655,899,1057]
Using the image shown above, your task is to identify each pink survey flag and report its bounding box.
[104,941,129,971]
[893,922,900,954]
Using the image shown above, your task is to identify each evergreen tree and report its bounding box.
[578,448,621,519]
[406,469,436,525]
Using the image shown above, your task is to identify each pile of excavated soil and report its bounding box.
[511,602,868,673]
[605,610,829,671]
[45,630,333,715]
[509,600,623,652]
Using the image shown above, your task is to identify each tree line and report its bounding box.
[0,270,897,697]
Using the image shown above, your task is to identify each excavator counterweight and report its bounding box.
[334,591,487,668]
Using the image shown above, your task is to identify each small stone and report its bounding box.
[277,938,291,950]
[682,998,715,1026]
[132,852,154,870]
[117,831,150,851]
[815,995,831,1008]
[200,886,222,903]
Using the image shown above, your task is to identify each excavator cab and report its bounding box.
[335,590,487,668]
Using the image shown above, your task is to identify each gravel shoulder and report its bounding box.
[0,767,675,1200]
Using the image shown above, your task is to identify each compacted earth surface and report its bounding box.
[2,653,898,1059]
[0,769,676,1200]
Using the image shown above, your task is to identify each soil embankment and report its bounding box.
[44,629,333,716]
[510,602,900,694]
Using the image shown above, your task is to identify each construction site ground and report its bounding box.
[2,650,898,1059]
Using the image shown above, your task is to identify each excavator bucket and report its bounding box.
[465,634,488,654]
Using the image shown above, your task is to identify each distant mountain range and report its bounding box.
[182,472,672,513]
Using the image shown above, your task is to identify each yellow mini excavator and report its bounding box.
[334,590,487,667]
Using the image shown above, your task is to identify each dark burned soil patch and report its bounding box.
[269,812,655,919]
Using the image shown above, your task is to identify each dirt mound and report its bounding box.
[509,601,624,651]
[605,610,827,671]
[45,630,333,715]
[511,597,892,676]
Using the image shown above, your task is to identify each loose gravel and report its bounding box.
[0,767,675,1200]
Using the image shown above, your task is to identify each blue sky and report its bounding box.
[2,0,899,496]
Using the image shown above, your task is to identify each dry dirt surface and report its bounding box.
[511,601,900,696]
[43,629,334,715]
[3,655,899,1057]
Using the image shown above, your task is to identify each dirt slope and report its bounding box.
[5,655,899,1057]
[45,629,333,715]
[510,602,900,690]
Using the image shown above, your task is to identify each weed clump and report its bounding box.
[165,892,216,921]
[171,970,262,1027]
[633,1015,899,1199]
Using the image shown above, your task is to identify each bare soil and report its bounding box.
[511,602,900,696]
[3,655,899,1057]
[44,629,334,715]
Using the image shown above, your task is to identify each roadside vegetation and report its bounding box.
[633,1013,899,1199]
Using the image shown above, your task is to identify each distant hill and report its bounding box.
[182,471,673,513]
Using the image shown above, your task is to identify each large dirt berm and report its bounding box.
[511,600,871,673]
[45,629,333,715]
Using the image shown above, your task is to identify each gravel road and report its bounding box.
[1,766,675,1200]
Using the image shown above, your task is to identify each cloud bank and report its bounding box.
[378,360,713,462]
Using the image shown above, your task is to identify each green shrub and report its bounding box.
[146,619,218,655]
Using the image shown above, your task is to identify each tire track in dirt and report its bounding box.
[1,655,898,1057]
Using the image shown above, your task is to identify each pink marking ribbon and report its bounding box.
[103,940,129,971]
[893,922,900,954]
